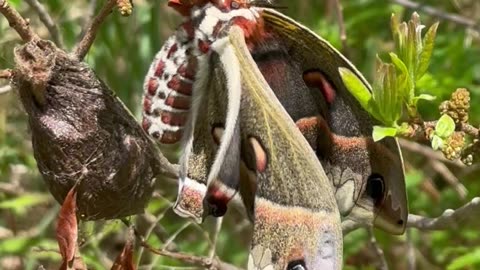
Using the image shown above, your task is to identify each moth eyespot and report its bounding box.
[209,201,227,217]
[287,259,306,270]
[249,137,267,173]
[302,70,336,104]
[205,195,228,217]
[366,173,385,205]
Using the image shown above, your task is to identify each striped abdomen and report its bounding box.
[142,5,262,145]
[142,22,196,144]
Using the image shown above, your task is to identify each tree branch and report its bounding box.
[209,217,224,259]
[403,120,479,141]
[399,138,466,168]
[24,0,63,48]
[428,159,467,199]
[407,197,480,230]
[332,0,349,56]
[406,230,416,270]
[391,0,480,32]
[0,0,39,42]
[342,219,366,235]
[73,0,117,60]
[79,0,98,39]
[368,228,388,270]
[126,221,243,270]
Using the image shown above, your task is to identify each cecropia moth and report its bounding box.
[141,1,408,269]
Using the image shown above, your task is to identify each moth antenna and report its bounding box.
[248,0,287,10]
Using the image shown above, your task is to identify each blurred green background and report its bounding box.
[1,0,480,269]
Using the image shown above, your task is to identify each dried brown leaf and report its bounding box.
[56,186,78,268]
[111,237,136,270]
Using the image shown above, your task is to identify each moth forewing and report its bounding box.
[205,37,243,195]
[261,8,408,234]
[175,39,244,220]
[172,0,263,222]
[228,26,343,270]
[173,53,211,223]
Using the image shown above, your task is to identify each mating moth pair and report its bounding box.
[141,1,408,269]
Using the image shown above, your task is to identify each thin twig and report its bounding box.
[428,159,467,199]
[406,229,416,270]
[403,121,479,141]
[136,210,178,269]
[419,173,441,202]
[73,0,117,60]
[209,217,224,259]
[162,221,191,250]
[24,0,63,47]
[140,212,178,250]
[342,219,365,235]
[332,0,349,56]
[459,122,479,138]
[0,0,39,42]
[80,0,98,38]
[407,197,480,230]
[399,138,465,168]
[123,220,243,270]
[367,228,388,270]
[391,0,480,32]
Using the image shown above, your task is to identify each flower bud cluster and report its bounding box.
[439,88,470,124]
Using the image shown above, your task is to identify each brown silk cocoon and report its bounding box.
[13,40,175,220]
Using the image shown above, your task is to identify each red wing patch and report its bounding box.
[303,71,336,104]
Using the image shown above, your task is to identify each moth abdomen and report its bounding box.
[142,31,196,145]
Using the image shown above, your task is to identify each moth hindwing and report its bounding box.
[212,26,344,270]
[257,8,408,234]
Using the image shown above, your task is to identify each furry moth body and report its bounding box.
[142,0,408,269]
[142,0,260,221]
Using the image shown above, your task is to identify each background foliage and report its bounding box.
[1,0,480,269]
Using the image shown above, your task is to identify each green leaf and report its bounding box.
[390,14,399,47]
[372,126,398,142]
[413,94,437,106]
[389,52,414,102]
[415,94,436,101]
[0,236,41,255]
[417,22,439,80]
[382,64,401,125]
[339,67,374,113]
[435,114,456,139]
[407,19,416,74]
[447,248,480,270]
[381,65,392,120]
[397,22,408,65]
[431,135,444,150]
[0,193,51,215]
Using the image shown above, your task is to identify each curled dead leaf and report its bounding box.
[56,186,78,268]
[111,235,136,270]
